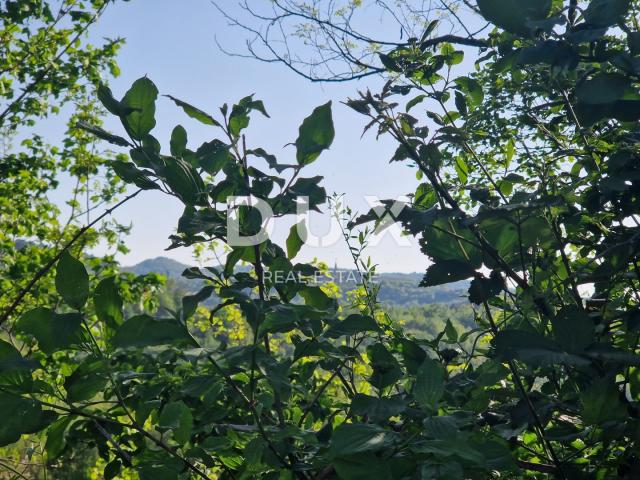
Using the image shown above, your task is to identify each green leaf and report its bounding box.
[295,101,335,165]
[576,73,630,105]
[551,306,595,352]
[97,83,122,116]
[334,454,393,480]
[112,161,161,190]
[0,340,36,390]
[329,423,396,458]
[259,305,299,337]
[170,125,188,156]
[414,358,444,410]
[324,314,380,338]
[581,377,626,425]
[286,221,306,259]
[401,339,427,375]
[367,343,403,390]
[299,286,336,311]
[76,122,131,147]
[55,251,89,310]
[65,359,109,402]
[468,272,504,304]
[94,277,124,328]
[350,394,406,423]
[161,157,206,205]
[477,0,552,35]
[112,315,195,348]
[584,0,630,27]
[182,285,214,320]
[16,308,83,354]
[166,95,220,126]
[421,260,476,287]
[0,393,56,446]
[492,330,590,366]
[45,416,75,460]
[121,77,158,140]
[159,401,193,444]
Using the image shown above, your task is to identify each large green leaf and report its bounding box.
[492,330,591,366]
[324,314,380,338]
[0,393,56,446]
[112,315,195,348]
[295,101,335,165]
[584,0,630,27]
[367,343,403,390]
[16,308,83,354]
[414,358,444,410]
[551,306,595,352]
[0,340,36,389]
[65,359,109,402]
[112,161,161,191]
[576,73,630,105]
[159,401,193,444]
[94,277,124,328]
[121,77,158,140]
[477,0,552,35]
[581,378,626,425]
[55,251,89,310]
[329,423,396,458]
[161,157,206,205]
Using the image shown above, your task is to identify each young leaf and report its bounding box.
[170,125,188,156]
[55,251,89,310]
[295,101,335,165]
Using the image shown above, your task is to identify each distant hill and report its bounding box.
[124,257,468,306]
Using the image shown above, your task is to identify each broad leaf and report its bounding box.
[295,101,335,165]
[55,251,89,310]
[16,308,83,354]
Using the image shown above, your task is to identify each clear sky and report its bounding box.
[52,0,437,273]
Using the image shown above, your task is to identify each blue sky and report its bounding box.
[53,0,438,272]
